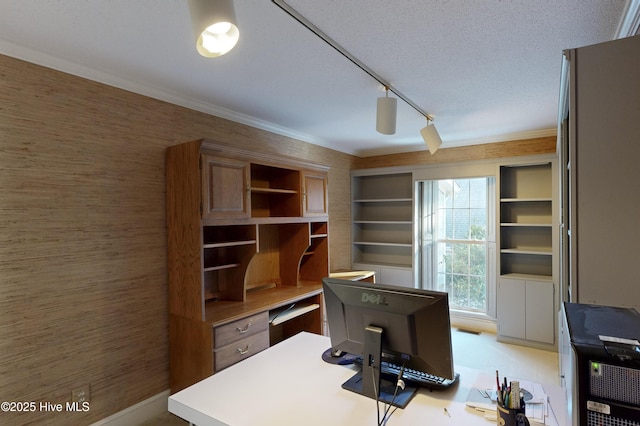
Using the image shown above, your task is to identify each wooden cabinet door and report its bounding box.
[201,155,250,219]
[302,171,327,217]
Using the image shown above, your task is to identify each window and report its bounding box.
[418,177,495,315]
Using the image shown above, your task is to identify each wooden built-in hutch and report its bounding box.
[167,140,329,393]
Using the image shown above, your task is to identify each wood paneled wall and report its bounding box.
[354,136,557,169]
[0,52,556,425]
[0,54,355,425]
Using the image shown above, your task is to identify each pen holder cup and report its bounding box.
[497,404,529,426]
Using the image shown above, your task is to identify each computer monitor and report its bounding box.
[322,277,456,407]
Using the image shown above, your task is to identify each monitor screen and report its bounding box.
[322,277,456,407]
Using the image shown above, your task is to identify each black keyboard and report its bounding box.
[354,358,459,390]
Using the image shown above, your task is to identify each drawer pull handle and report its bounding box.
[237,344,251,355]
[236,322,252,334]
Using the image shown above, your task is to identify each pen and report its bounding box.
[503,377,508,406]
[496,370,503,405]
[443,407,451,417]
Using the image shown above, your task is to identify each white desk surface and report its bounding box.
[169,332,564,426]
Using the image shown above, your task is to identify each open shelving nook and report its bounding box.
[250,163,301,218]
[351,170,414,286]
[497,160,557,350]
[499,163,553,279]
[167,139,329,393]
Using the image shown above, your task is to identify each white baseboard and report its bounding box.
[91,389,170,426]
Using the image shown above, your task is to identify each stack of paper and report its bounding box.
[520,380,549,425]
[465,380,550,425]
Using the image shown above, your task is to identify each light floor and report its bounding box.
[451,328,559,386]
[144,329,559,425]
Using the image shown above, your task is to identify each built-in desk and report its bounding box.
[168,332,564,425]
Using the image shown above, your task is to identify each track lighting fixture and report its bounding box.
[376,88,397,135]
[188,0,239,58]
[272,0,444,152]
[420,117,443,155]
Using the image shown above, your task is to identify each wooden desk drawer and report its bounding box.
[214,329,269,371]
[214,312,269,349]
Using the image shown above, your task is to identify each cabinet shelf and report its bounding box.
[204,290,222,301]
[354,241,412,247]
[500,198,552,203]
[500,272,552,281]
[251,187,298,194]
[500,248,552,255]
[500,223,551,227]
[203,240,257,249]
[204,263,242,272]
[354,198,412,203]
[354,220,412,225]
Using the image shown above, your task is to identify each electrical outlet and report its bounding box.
[71,385,90,404]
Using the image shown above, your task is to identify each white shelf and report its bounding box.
[500,223,552,227]
[500,198,552,203]
[500,273,553,281]
[500,248,552,255]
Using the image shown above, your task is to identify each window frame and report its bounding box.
[415,169,496,320]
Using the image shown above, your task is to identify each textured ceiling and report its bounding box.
[0,1,632,156]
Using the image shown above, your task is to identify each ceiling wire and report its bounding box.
[272,0,434,122]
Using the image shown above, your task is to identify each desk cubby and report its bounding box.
[250,163,301,217]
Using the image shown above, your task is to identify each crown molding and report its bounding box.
[0,38,341,152]
[616,0,640,38]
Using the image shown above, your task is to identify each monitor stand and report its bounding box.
[341,325,418,408]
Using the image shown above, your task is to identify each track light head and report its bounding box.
[188,0,239,58]
[420,121,442,154]
[376,89,397,135]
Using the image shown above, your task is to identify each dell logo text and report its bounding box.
[361,292,388,305]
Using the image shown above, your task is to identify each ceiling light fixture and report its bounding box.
[272,0,443,154]
[420,117,443,154]
[376,87,397,135]
[188,0,239,58]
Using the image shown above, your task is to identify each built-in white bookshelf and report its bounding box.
[497,161,557,349]
[351,171,414,286]
[499,163,553,278]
